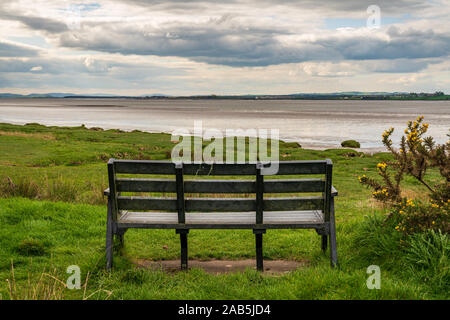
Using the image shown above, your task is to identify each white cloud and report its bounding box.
[30,65,43,71]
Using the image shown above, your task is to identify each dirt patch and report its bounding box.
[134,259,308,274]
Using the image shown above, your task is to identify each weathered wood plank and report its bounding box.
[107,159,118,222]
[265,179,324,193]
[274,160,327,175]
[116,178,325,194]
[119,211,323,225]
[114,160,175,174]
[185,198,255,212]
[116,178,176,193]
[184,163,256,175]
[264,197,323,211]
[175,164,185,223]
[112,159,327,176]
[256,165,264,224]
[117,196,323,211]
[117,196,177,211]
[324,159,333,221]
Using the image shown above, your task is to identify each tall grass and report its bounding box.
[405,230,449,292]
[354,214,449,296]
[0,176,106,205]
[4,260,113,300]
[5,261,66,300]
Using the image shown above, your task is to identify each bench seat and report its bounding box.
[117,210,324,229]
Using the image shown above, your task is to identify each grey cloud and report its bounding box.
[116,0,431,14]
[0,41,39,57]
[0,56,187,79]
[0,55,187,91]
[320,27,450,61]
[57,19,450,67]
[365,58,440,73]
[0,13,69,34]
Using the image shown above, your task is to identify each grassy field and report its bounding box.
[0,123,447,300]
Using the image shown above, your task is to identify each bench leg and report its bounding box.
[106,201,114,271]
[329,198,338,268]
[176,229,189,270]
[321,235,328,252]
[116,228,127,248]
[253,230,266,272]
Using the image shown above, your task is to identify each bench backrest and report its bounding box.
[107,159,333,224]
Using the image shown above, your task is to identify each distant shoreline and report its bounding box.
[1,93,449,101]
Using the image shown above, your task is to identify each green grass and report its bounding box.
[0,123,447,300]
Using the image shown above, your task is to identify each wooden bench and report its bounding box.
[104,159,338,271]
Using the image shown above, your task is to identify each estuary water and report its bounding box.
[0,98,449,151]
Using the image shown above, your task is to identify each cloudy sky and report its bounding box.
[0,0,449,95]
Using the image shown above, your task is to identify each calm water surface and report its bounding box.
[0,98,449,151]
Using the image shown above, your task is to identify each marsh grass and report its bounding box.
[0,175,107,205]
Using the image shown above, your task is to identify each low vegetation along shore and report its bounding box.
[0,122,448,300]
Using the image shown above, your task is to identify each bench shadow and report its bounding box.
[133,258,309,275]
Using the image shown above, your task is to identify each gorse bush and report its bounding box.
[354,117,450,296]
[358,116,449,237]
[359,116,449,204]
[387,198,449,235]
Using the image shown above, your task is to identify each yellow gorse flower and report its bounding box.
[377,162,387,170]
[406,199,415,207]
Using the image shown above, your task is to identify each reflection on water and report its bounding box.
[0,98,449,151]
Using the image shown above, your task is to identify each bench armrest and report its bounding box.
[331,186,338,197]
[104,188,110,196]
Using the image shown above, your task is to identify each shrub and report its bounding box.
[341,140,360,148]
[386,199,449,235]
[359,116,449,204]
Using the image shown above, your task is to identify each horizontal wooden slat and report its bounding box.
[275,161,327,175]
[117,178,176,193]
[186,180,254,193]
[116,178,324,194]
[112,159,327,176]
[186,198,255,212]
[117,196,323,211]
[118,210,324,228]
[113,160,256,175]
[264,197,323,211]
[184,163,256,175]
[114,160,175,174]
[264,179,324,193]
[117,196,177,211]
